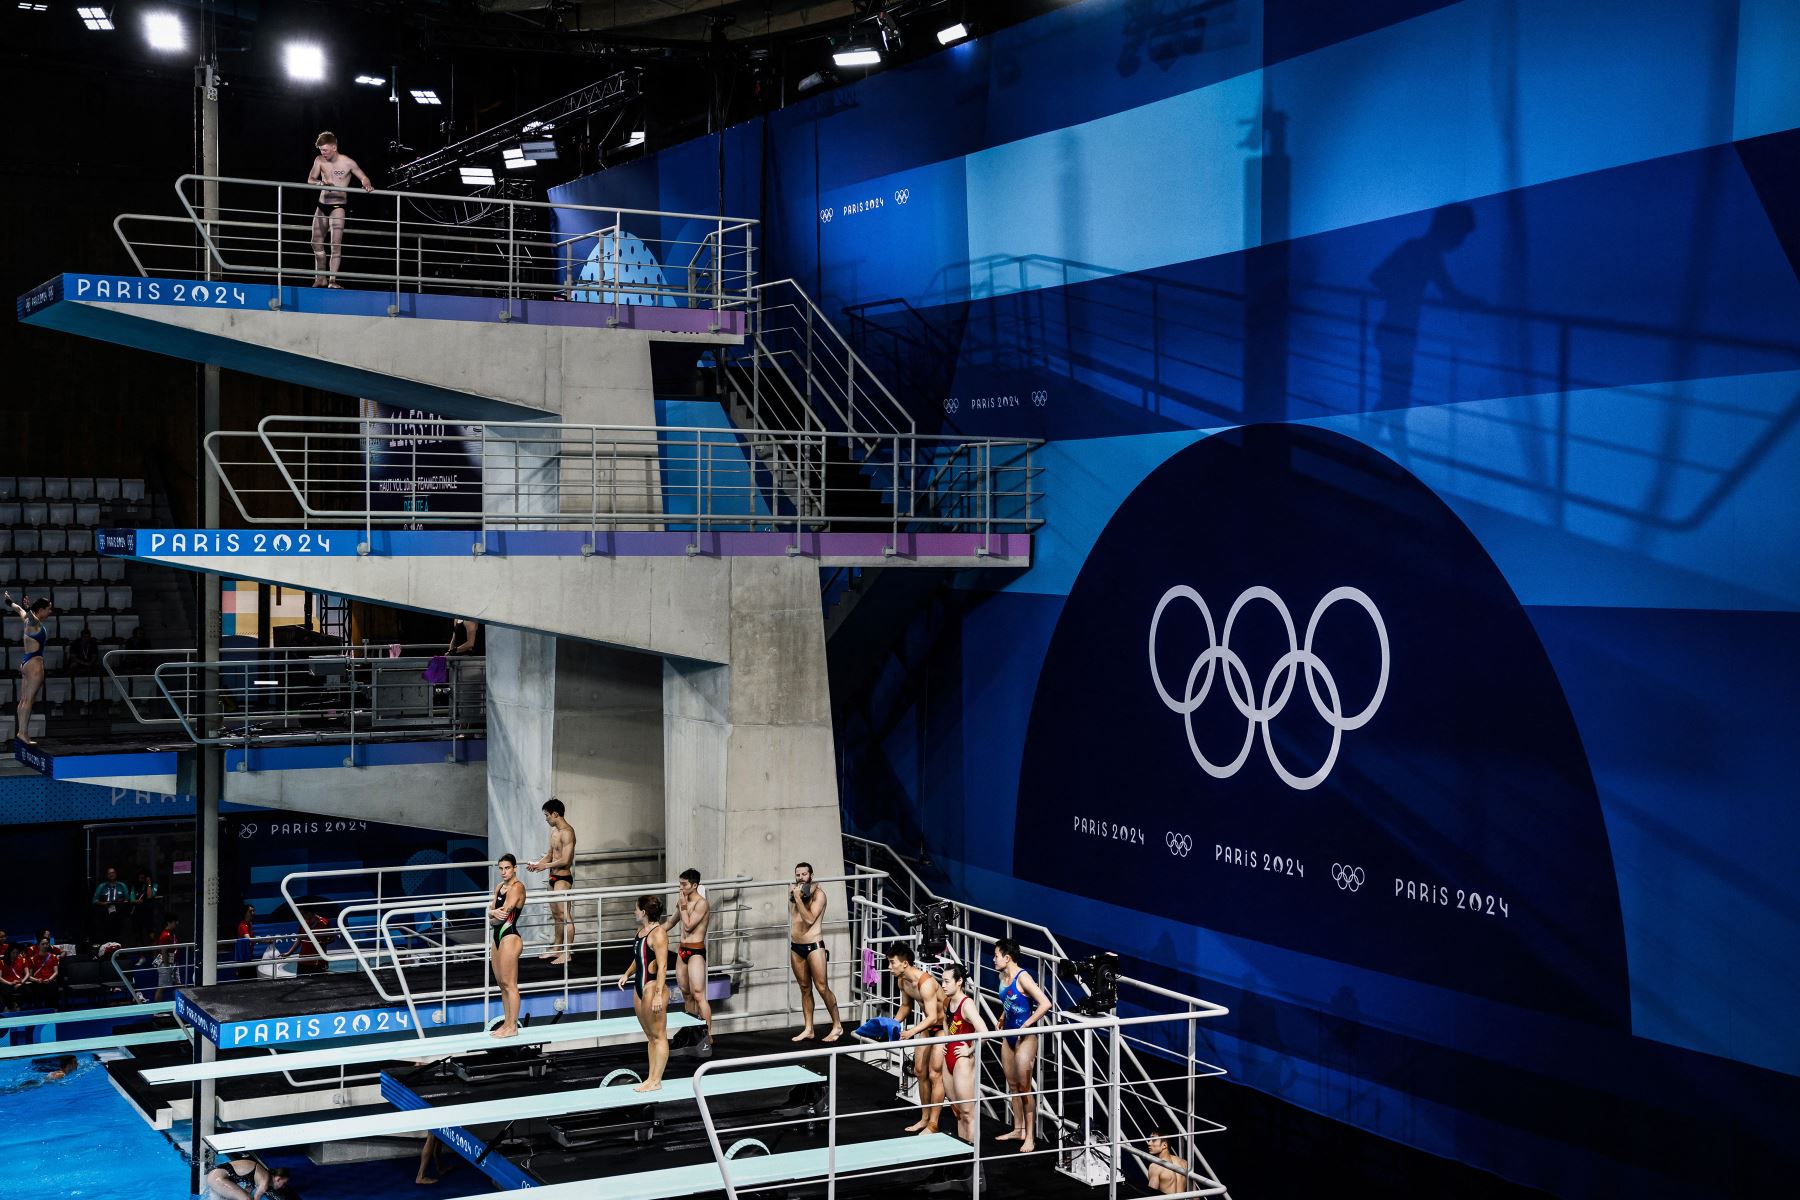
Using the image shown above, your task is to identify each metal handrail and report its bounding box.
[690,1010,1231,1200]
[200,414,1042,537]
[112,175,760,315]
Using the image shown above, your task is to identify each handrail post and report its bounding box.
[1108,1019,1122,1200]
[276,186,284,294]
[394,192,403,313]
[826,1053,839,1200]
[505,200,516,317]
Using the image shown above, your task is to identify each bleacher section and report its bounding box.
[1,475,150,745]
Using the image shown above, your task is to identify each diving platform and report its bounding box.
[0,1001,173,1032]
[143,1012,701,1086]
[206,1063,822,1154]
[17,272,743,424]
[0,1027,186,1061]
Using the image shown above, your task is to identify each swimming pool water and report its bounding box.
[0,1054,191,1199]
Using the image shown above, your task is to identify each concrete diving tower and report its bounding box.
[25,177,1043,1000]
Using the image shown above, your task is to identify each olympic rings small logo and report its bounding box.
[895,188,911,205]
[1332,863,1365,892]
[1030,390,1049,407]
[1166,832,1193,857]
[943,397,959,414]
[819,208,833,224]
[238,824,257,839]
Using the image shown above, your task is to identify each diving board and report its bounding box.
[142,1012,700,1086]
[206,1064,824,1155]
[0,1001,174,1031]
[0,1027,187,1061]
[525,1132,972,1200]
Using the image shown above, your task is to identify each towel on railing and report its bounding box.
[422,655,449,684]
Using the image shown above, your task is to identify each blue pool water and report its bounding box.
[0,1054,190,1198]
[0,1054,494,1198]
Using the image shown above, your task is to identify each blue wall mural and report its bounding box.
[552,1,1800,1195]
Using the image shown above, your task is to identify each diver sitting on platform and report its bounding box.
[205,1155,270,1199]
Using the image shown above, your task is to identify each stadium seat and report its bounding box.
[53,586,80,611]
[68,478,94,500]
[88,614,115,640]
[122,479,147,502]
[46,503,74,527]
[72,558,98,582]
[94,478,120,501]
[21,503,47,527]
[18,556,45,578]
[106,585,132,610]
[0,503,18,525]
[42,477,69,500]
[13,530,39,553]
[44,677,70,704]
[0,531,9,554]
[80,585,106,611]
[16,478,42,499]
[99,558,125,581]
[0,478,14,500]
[0,558,14,581]
[4,648,18,672]
[73,504,99,527]
[112,613,138,639]
[40,530,67,554]
[0,679,12,705]
[43,645,64,671]
[2,617,17,642]
[45,557,72,583]
[74,675,101,704]
[67,529,93,554]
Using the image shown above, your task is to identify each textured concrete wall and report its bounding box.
[484,628,559,944]
[222,758,486,834]
[551,641,665,862]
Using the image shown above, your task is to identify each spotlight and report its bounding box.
[522,120,555,134]
[502,148,535,171]
[143,10,185,51]
[283,42,326,83]
[410,89,442,105]
[17,3,48,11]
[77,6,114,30]
[796,69,835,94]
[876,12,903,52]
[832,46,881,68]
[354,74,386,86]
[937,22,969,45]
[624,130,646,148]
[458,166,495,186]
[521,139,558,161]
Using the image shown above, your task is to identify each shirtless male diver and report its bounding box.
[666,868,714,1054]
[890,945,947,1135]
[306,132,373,288]
[526,797,577,965]
[787,862,843,1043]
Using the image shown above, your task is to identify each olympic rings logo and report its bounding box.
[1148,585,1389,791]
[1166,832,1193,857]
[894,188,911,205]
[819,208,833,224]
[1332,863,1365,891]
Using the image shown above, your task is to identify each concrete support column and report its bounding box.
[484,627,557,881]
[663,557,845,1031]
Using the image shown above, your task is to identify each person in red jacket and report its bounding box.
[0,946,29,1010]
[151,916,179,1001]
[26,941,62,1009]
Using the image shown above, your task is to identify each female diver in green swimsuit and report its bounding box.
[488,854,526,1038]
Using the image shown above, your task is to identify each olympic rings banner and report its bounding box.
[1013,424,1630,1027]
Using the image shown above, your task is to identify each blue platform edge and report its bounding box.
[382,1071,538,1190]
[100,528,1031,560]
[17,272,746,338]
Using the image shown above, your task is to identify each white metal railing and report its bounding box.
[843,835,1233,1196]
[109,932,303,1001]
[113,175,758,317]
[201,414,1042,545]
[103,644,484,749]
[689,1010,1229,1200]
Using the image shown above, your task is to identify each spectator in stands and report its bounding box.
[0,945,28,1009]
[124,624,148,653]
[93,866,131,945]
[26,936,62,1009]
[133,870,164,942]
[68,625,101,674]
[233,905,257,964]
[4,591,53,745]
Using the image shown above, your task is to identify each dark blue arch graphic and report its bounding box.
[1014,423,1629,1026]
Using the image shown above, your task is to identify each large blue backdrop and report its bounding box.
[551,1,1800,1194]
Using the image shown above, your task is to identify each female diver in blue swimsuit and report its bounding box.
[992,937,1052,1153]
[488,854,526,1038]
[4,592,52,746]
[618,893,670,1091]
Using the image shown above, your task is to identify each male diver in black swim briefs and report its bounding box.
[787,862,843,1043]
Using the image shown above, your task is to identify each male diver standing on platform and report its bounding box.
[618,894,670,1091]
[891,945,947,1134]
[788,862,843,1043]
[527,798,577,966]
[306,132,372,289]
[488,855,526,1038]
[668,868,714,1054]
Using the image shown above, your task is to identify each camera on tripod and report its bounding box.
[904,901,955,958]
[1056,951,1119,1016]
